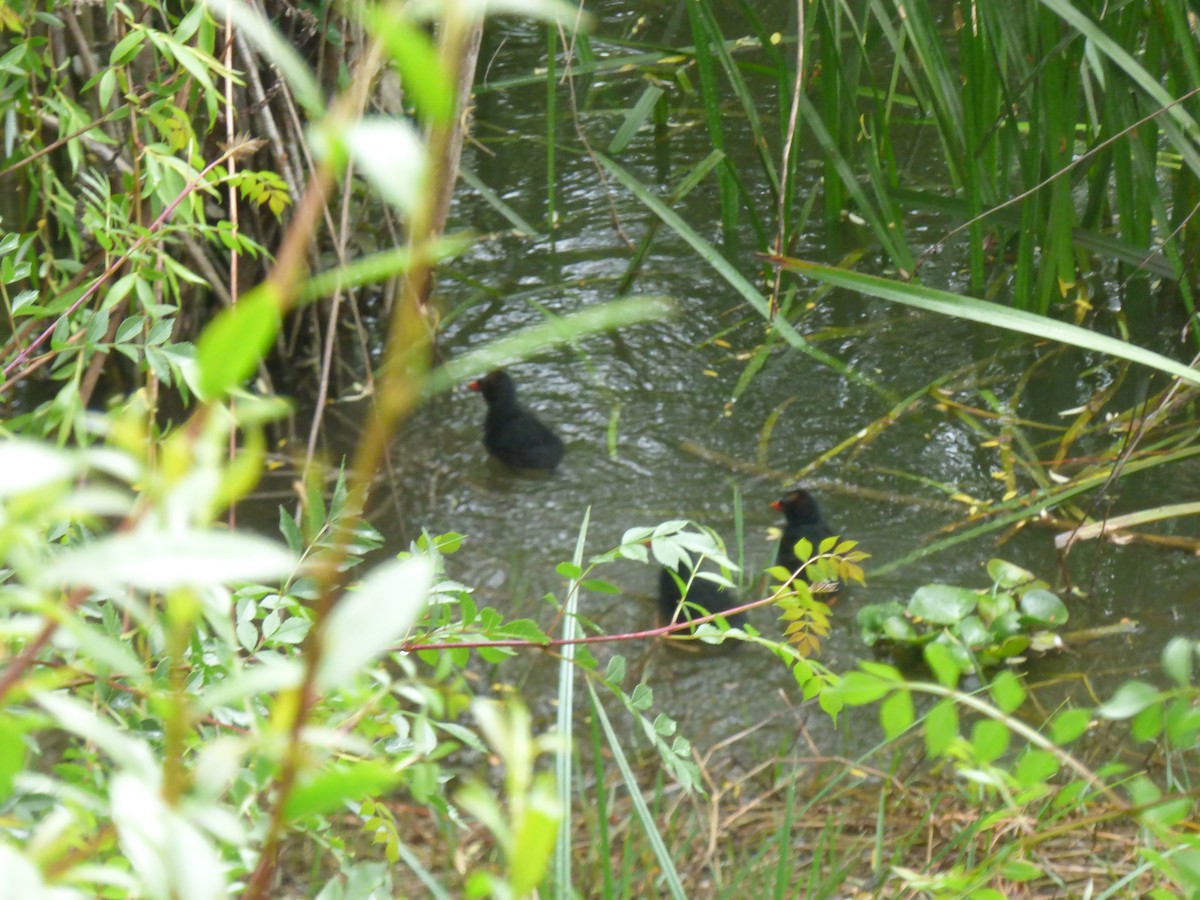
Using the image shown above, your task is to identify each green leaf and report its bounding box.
[1097,681,1160,720]
[909,584,977,625]
[285,761,401,822]
[1051,710,1099,748]
[923,642,961,688]
[1162,637,1194,687]
[195,284,282,399]
[0,718,27,803]
[1018,589,1068,626]
[1014,749,1059,787]
[318,556,433,690]
[46,528,296,591]
[970,719,1009,764]
[774,257,1200,387]
[924,699,958,756]
[555,562,582,579]
[110,29,146,65]
[1132,702,1164,742]
[580,578,621,594]
[879,690,914,740]
[824,671,892,706]
[956,614,990,650]
[989,670,1026,713]
[986,558,1041,590]
[1001,860,1043,882]
[511,778,561,894]
[609,84,664,154]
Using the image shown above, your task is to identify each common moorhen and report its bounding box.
[468,370,564,470]
[658,563,746,631]
[771,488,834,580]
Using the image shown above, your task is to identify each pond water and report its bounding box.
[321,13,1200,760]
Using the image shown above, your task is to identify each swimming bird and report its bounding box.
[771,488,834,581]
[468,370,564,470]
[658,562,746,631]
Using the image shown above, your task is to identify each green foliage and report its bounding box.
[825,636,1200,896]
[766,534,867,658]
[856,559,1069,677]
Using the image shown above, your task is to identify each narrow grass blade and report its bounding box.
[460,168,542,236]
[608,84,664,154]
[586,681,687,900]
[595,152,894,402]
[774,256,1200,386]
[424,296,672,396]
[553,507,591,896]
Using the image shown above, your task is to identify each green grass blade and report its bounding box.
[775,256,1200,386]
[459,168,542,236]
[586,681,686,900]
[594,152,895,402]
[1039,0,1200,137]
[546,24,558,238]
[424,295,672,396]
[553,507,591,896]
[608,84,664,154]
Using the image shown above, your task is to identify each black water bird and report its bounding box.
[468,370,564,470]
[658,563,746,632]
[771,488,834,581]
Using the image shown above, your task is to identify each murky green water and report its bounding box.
[330,13,1200,756]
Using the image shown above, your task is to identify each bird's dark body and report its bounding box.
[658,564,746,631]
[773,489,834,578]
[469,370,564,470]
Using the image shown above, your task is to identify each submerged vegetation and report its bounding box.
[0,0,1199,896]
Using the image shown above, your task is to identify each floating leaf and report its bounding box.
[1019,589,1069,626]
[909,584,977,625]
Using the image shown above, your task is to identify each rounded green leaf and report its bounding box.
[971,719,1010,763]
[1014,748,1060,787]
[1051,708,1092,744]
[923,641,962,687]
[989,669,1026,713]
[1019,588,1068,626]
[956,614,991,650]
[825,671,892,706]
[909,584,977,625]
[883,615,919,643]
[987,558,1039,589]
[924,699,958,756]
[977,590,1015,625]
[880,689,914,740]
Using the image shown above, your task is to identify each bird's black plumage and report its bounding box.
[771,488,834,579]
[468,370,564,470]
[658,563,746,631]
